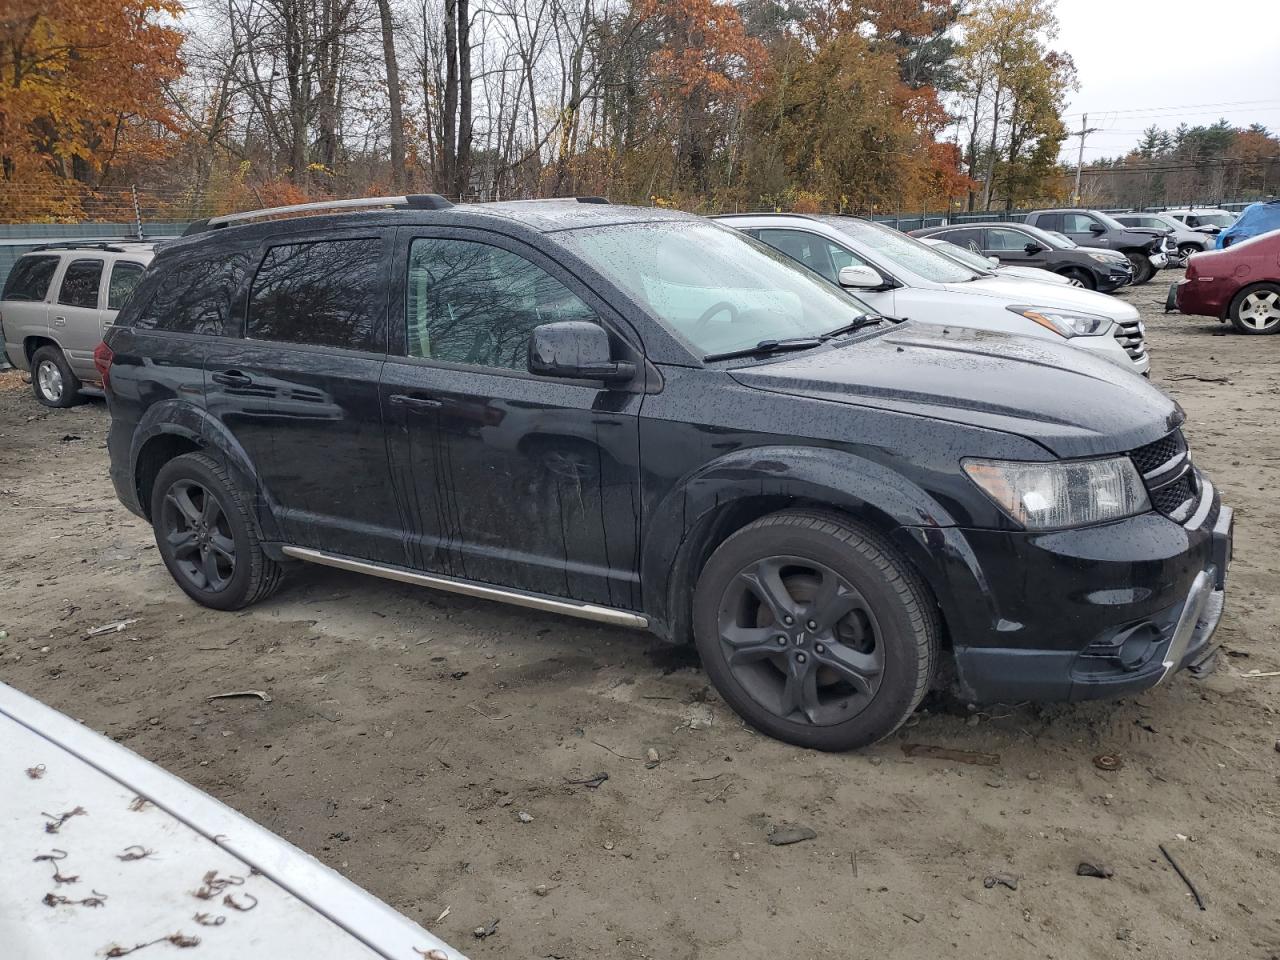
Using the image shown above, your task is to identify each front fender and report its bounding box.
[642,445,958,641]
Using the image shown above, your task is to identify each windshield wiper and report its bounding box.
[820,313,889,338]
[704,337,824,362]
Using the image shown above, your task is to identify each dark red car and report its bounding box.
[1169,229,1280,334]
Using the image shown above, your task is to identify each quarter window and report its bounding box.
[57,259,104,309]
[248,238,383,350]
[406,238,597,371]
[2,255,59,302]
[135,251,252,335]
[107,261,146,311]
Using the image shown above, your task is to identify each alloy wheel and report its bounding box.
[36,360,63,403]
[1238,290,1280,331]
[716,556,884,726]
[160,479,236,592]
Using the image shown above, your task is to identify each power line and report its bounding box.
[1063,98,1280,119]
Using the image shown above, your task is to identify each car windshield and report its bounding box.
[924,239,996,274]
[827,219,978,283]
[1095,212,1129,231]
[1045,230,1077,249]
[558,220,876,358]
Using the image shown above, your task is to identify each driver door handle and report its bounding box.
[389,393,442,410]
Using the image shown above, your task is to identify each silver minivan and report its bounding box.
[1,241,154,406]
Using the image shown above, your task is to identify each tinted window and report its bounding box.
[406,238,596,370]
[107,261,145,311]
[939,228,983,249]
[987,228,1034,252]
[3,255,59,301]
[135,251,252,335]
[1035,213,1062,231]
[57,258,103,308]
[248,238,382,350]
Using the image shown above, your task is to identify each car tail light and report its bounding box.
[93,340,114,393]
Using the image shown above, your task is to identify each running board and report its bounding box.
[281,546,649,628]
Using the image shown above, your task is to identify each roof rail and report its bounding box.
[31,241,131,253]
[183,194,454,236]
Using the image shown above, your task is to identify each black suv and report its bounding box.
[101,196,1233,751]
[1023,209,1175,284]
[907,221,1133,292]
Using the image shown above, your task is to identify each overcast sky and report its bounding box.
[1053,0,1280,162]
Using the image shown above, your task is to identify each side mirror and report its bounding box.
[988,255,1001,266]
[528,321,635,383]
[1089,223,1106,234]
[837,264,884,290]
[1023,242,1043,255]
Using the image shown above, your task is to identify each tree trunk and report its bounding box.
[442,0,458,192]
[453,0,472,198]
[376,0,407,190]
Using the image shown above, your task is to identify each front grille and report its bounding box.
[1113,318,1147,362]
[1131,431,1185,475]
[1130,429,1198,521]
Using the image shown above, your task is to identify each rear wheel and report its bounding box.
[1229,283,1280,335]
[151,452,283,610]
[1177,243,1201,262]
[1060,267,1094,290]
[31,345,80,408]
[693,510,938,751]
[1126,251,1155,285]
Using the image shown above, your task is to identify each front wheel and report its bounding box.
[1177,243,1202,262]
[1229,283,1280,335]
[1126,252,1155,285]
[693,510,938,751]
[1060,267,1095,290]
[151,452,284,610]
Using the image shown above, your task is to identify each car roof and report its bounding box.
[26,240,160,255]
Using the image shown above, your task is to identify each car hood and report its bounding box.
[1073,244,1128,261]
[729,323,1179,458]
[998,265,1070,284]
[940,276,1141,320]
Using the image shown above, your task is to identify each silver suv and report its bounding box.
[1,241,154,406]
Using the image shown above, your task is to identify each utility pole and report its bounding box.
[1070,114,1100,205]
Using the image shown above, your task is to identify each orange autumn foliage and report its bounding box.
[0,0,182,218]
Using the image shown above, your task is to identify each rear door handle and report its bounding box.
[211,370,254,387]
[389,393,442,410]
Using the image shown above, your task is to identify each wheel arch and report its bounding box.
[643,446,958,645]
[25,336,63,364]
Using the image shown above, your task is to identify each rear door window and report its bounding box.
[107,261,146,311]
[940,228,983,250]
[134,251,252,335]
[247,238,383,351]
[56,259,104,309]
[1035,213,1062,232]
[3,255,59,301]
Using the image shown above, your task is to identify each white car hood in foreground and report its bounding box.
[0,681,463,960]
[944,276,1140,321]
[997,265,1070,285]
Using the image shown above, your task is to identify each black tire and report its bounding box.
[1060,267,1095,290]
[30,345,81,408]
[1228,282,1280,335]
[1125,251,1155,285]
[692,509,939,751]
[150,452,283,610]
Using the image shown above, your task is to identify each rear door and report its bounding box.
[50,257,106,380]
[204,231,402,563]
[0,254,59,366]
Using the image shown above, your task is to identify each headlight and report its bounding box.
[963,456,1151,529]
[1005,305,1114,338]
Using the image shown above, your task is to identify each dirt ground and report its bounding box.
[2,283,1278,960]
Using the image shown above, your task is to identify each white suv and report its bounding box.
[1,241,154,406]
[718,214,1149,376]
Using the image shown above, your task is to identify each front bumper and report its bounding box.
[934,493,1232,704]
[1149,252,1169,268]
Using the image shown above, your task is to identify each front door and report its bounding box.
[202,232,402,562]
[51,257,105,380]
[985,227,1048,268]
[1061,212,1109,248]
[381,229,644,610]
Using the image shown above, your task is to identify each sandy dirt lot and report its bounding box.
[2,283,1278,960]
